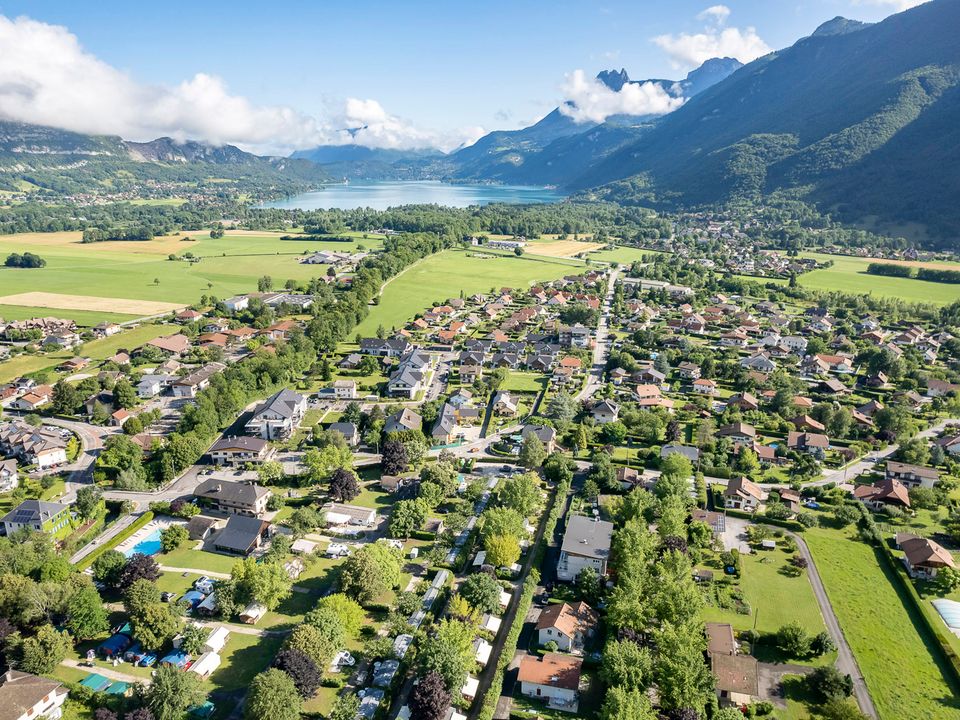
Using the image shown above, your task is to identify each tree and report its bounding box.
[10,624,71,674]
[937,566,960,594]
[381,438,409,475]
[302,445,353,485]
[131,603,182,650]
[459,573,502,615]
[317,594,365,637]
[817,699,870,720]
[547,391,578,426]
[273,648,322,698]
[653,620,713,712]
[329,467,360,501]
[257,460,285,485]
[409,670,451,720]
[114,378,138,409]
[417,619,474,691]
[480,506,525,544]
[833,504,860,527]
[246,668,302,720]
[484,533,521,568]
[124,710,155,720]
[340,543,402,604]
[602,421,628,444]
[170,623,205,655]
[806,666,854,703]
[146,665,205,720]
[232,558,292,610]
[390,498,428,539]
[65,584,109,640]
[601,639,653,691]
[287,610,344,667]
[287,506,325,536]
[125,579,162,616]
[497,472,541,516]
[776,621,811,658]
[118,553,160,589]
[160,525,189,553]
[811,630,836,657]
[51,380,81,415]
[75,485,103,520]
[330,695,360,720]
[518,433,546,469]
[601,687,658,720]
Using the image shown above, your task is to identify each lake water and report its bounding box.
[258,180,564,211]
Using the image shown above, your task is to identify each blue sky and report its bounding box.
[0,0,925,152]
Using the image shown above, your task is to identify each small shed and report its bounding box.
[240,602,267,625]
[79,673,112,692]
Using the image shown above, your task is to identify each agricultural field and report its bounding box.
[804,525,960,720]
[524,238,604,258]
[0,230,383,318]
[796,252,960,305]
[354,248,586,336]
[584,245,659,265]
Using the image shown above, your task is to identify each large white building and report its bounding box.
[245,388,307,440]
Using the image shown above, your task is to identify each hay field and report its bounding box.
[0,292,185,315]
[526,239,604,258]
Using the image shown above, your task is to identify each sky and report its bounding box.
[0,0,928,154]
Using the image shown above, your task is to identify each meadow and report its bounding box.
[0,230,383,320]
[797,252,960,305]
[804,526,960,720]
[353,248,587,336]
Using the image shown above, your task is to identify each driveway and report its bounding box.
[719,514,752,554]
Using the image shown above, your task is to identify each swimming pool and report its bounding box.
[124,528,163,557]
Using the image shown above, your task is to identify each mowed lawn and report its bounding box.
[354,248,585,335]
[805,527,960,720]
[797,253,960,305]
[0,230,381,308]
[702,546,827,636]
[0,304,138,325]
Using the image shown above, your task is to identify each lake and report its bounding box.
[258,180,564,210]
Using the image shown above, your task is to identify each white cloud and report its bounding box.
[852,0,926,10]
[558,70,685,124]
[653,6,771,70]
[697,5,731,23]
[0,14,472,154]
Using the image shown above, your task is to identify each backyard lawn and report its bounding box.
[805,526,960,720]
[160,546,240,575]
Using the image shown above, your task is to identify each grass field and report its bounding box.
[0,230,382,312]
[805,526,960,720]
[584,245,658,265]
[797,253,960,305]
[701,545,827,637]
[0,305,138,325]
[354,248,585,335]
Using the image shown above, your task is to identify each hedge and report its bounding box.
[725,508,806,532]
[75,511,154,570]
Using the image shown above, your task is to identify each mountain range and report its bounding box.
[0,121,328,196]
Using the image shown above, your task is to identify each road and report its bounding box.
[788,530,878,719]
[758,418,955,490]
[577,267,619,402]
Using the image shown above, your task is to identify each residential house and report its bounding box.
[0,422,67,469]
[886,461,940,489]
[556,515,614,582]
[536,602,599,654]
[558,324,591,349]
[492,391,518,416]
[661,444,700,463]
[678,362,702,380]
[723,477,768,512]
[2,499,71,536]
[896,533,957,580]
[517,653,582,711]
[692,379,717,395]
[711,653,759,707]
[786,432,830,455]
[213,516,271,555]
[207,436,274,466]
[717,422,757,447]
[591,400,619,424]
[853,479,911,510]
[328,422,360,447]
[146,334,191,356]
[692,509,725,535]
[137,374,175,399]
[331,379,357,399]
[224,296,250,312]
[385,408,422,434]
[10,385,53,412]
[0,670,68,720]
[523,425,557,454]
[245,388,307,440]
[194,479,271,517]
[0,459,18,493]
[171,362,225,398]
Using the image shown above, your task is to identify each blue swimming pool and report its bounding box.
[124,528,162,557]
